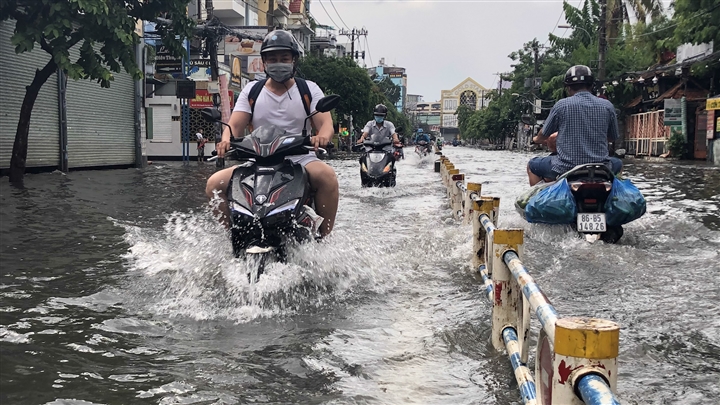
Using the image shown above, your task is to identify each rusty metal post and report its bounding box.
[451,173,465,219]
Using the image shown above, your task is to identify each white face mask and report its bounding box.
[265,63,294,83]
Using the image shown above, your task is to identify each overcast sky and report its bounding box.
[310,0,671,101]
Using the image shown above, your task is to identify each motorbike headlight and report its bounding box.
[383,163,392,173]
[361,162,368,172]
[267,199,299,216]
[231,201,253,217]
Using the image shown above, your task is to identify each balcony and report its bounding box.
[213,0,245,24]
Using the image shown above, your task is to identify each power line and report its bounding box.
[326,0,351,30]
[316,0,341,29]
[364,34,374,67]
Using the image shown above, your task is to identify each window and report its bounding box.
[442,114,458,127]
[444,99,457,111]
[460,90,477,110]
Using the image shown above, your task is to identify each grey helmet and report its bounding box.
[564,65,594,85]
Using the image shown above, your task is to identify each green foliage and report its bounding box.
[673,0,720,46]
[455,91,523,143]
[298,55,410,133]
[0,0,195,87]
[666,128,687,158]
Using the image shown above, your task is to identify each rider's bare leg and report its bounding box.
[205,166,234,229]
[527,164,543,186]
[305,161,339,237]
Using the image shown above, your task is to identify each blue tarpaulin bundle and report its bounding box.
[604,177,646,226]
[524,179,578,224]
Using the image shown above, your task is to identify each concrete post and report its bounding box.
[463,183,481,225]
[473,197,495,271]
[490,229,524,351]
[451,173,465,219]
[535,318,620,404]
[447,169,459,199]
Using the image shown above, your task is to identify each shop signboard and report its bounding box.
[663,99,682,126]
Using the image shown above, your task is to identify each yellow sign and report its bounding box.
[707,98,720,110]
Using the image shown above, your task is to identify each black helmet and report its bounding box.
[564,65,594,86]
[260,30,300,58]
[373,104,389,117]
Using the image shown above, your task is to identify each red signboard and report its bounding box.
[190,89,234,110]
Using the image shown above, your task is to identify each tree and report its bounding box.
[1,0,194,184]
[672,0,720,46]
[376,76,401,106]
[298,55,412,134]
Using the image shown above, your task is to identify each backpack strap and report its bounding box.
[247,78,268,118]
[294,77,313,117]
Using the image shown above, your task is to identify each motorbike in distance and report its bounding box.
[203,94,341,282]
[415,140,431,157]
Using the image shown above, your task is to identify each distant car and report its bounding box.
[452,139,459,147]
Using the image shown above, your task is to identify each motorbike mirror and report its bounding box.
[314,94,341,113]
[521,113,537,126]
[201,107,222,122]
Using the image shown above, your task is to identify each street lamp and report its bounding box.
[558,25,592,42]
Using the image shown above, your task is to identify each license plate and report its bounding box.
[576,213,606,233]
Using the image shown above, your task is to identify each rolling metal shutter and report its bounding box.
[0,20,60,170]
[151,105,173,142]
[65,46,136,168]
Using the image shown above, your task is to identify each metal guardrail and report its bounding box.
[436,154,622,405]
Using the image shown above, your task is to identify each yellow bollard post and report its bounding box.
[490,229,524,351]
[463,183,482,225]
[492,196,501,227]
[535,318,620,404]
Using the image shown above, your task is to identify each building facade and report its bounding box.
[367,58,407,113]
[440,77,489,139]
[0,20,141,172]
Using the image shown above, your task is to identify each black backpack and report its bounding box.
[247,77,313,118]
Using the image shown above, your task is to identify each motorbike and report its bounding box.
[564,163,624,243]
[436,141,442,152]
[358,132,397,187]
[203,94,341,281]
[415,140,431,157]
[517,162,625,243]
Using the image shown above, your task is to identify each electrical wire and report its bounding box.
[327,0,351,30]
[316,0,341,29]
[363,33,374,67]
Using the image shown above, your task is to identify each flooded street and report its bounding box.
[1,148,719,405]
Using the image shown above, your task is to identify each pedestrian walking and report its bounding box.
[196,128,207,162]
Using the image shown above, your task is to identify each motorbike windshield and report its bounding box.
[367,132,392,145]
[250,126,288,144]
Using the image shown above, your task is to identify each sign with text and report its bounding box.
[190,89,234,109]
[155,45,183,74]
[707,97,720,110]
[708,110,715,140]
[663,99,682,126]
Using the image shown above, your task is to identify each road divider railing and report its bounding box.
[436,154,621,405]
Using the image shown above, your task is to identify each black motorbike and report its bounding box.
[564,163,623,243]
[357,132,397,187]
[203,95,341,281]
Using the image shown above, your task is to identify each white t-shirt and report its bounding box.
[233,80,325,135]
[195,132,204,141]
[363,120,396,138]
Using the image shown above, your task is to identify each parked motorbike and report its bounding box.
[358,132,397,187]
[203,94,341,281]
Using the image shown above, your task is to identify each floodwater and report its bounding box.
[1,148,719,405]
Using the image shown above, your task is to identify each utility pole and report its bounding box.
[268,0,275,28]
[598,0,607,81]
[339,28,368,62]
[493,72,505,96]
[532,41,539,99]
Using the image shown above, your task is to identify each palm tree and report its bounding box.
[607,0,664,44]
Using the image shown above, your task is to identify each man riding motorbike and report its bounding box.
[357,104,401,149]
[527,65,622,186]
[205,30,339,237]
[414,130,431,155]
